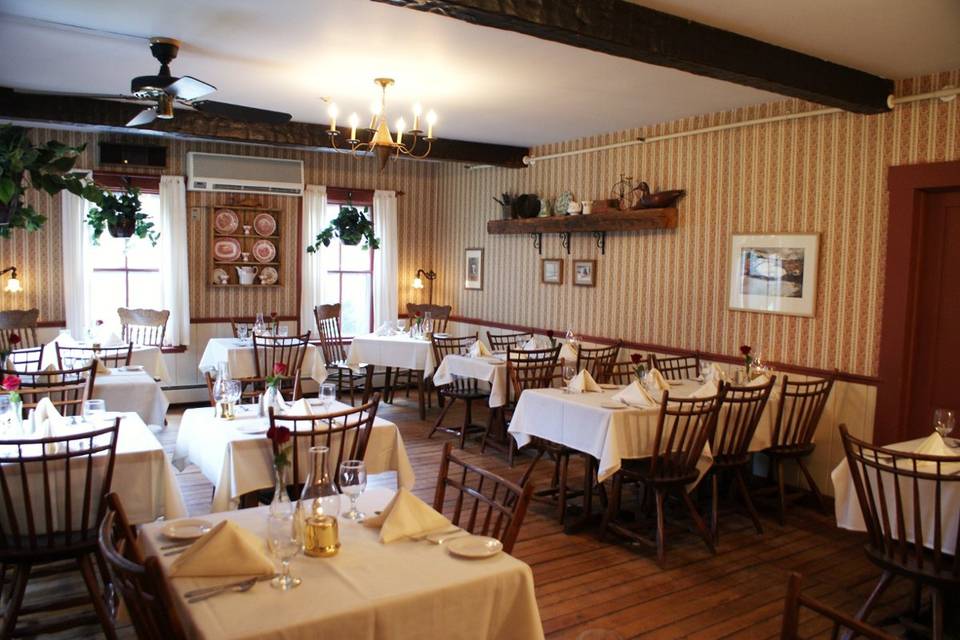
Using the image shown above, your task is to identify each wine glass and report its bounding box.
[266,512,302,590]
[236,324,249,344]
[277,325,289,338]
[562,364,576,392]
[933,408,956,438]
[396,319,406,334]
[319,383,337,409]
[338,460,367,521]
[83,399,106,425]
[224,380,243,416]
[699,360,712,382]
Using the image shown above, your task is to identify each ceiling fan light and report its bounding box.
[157,94,175,119]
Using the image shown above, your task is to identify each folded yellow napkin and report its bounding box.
[612,381,656,408]
[559,343,580,365]
[567,369,601,393]
[32,397,64,454]
[647,368,670,392]
[169,520,274,578]
[85,358,110,374]
[280,397,325,431]
[362,488,451,543]
[914,433,956,458]
[468,340,492,358]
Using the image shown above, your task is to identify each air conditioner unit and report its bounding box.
[187,152,304,196]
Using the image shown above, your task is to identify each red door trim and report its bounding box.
[876,160,960,445]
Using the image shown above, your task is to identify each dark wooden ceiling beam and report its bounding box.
[0,88,529,168]
[375,0,893,114]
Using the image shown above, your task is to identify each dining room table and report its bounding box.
[346,332,437,419]
[197,337,328,383]
[172,400,415,512]
[91,368,169,426]
[41,339,172,383]
[138,489,545,640]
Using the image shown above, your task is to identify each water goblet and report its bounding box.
[338,460,367,521]
[266,512,302,590]
[933,408,956,438]
[237,325,249,344]
[319,383,337,409]
[562,364,576,392]
[83,399,107,425]
[223,380,242,418]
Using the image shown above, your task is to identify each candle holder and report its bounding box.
[303,515,340,557]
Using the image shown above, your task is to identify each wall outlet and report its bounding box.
[190,207,202,221]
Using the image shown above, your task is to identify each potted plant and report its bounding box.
[86,182,159,245]
[0,125,105,236]
[307,200,379,253]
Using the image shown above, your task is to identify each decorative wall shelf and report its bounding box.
[486,208,678,254]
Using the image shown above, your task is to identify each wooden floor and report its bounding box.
[17,396,916,639]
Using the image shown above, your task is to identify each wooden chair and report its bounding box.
[269,394,381,495]
[7,362,97,418]
[56,343,133,369]
[428,335,491,449]
[0,419,121,639]
[650,353,700,381]
[486,331,533,352]
[117,307,169,347]
[231,317,279,338]
[406,303,452,332]
[601,391,721,565]
[607,356,650,386]
[253,333,310,399]
[758,373,835,524]
[705,377,776,542]
[99,494,187,640]
[0,308,39,350]
[203,371,302,406]
[839,425,960,640]
[576,341,621,383]
[433,441,535,554]
[7,345,45,372]
[780,572,896,640]
[314,304,366,406]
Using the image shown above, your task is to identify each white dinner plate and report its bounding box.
[162,518,212,541]
[446,535,503,559]
[119,365,144,372]
[601,402,628,410]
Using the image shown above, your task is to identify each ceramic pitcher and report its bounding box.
[235,266,259,285]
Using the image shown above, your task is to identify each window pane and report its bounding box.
[339,273,371,337]
[320,272,340,305]
[88,271,126,333]
[127,272,163,309]
[340,242,372,272]
[89,235,128,269]
[125,194,162,269]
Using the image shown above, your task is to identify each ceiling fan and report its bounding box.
[117,37,292,127]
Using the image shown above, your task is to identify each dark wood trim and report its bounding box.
[160,345,187,354]
[413,313,879,386]
[487,208,677,234]
[327,187,373,205]
[92,171,161,194]
[37,321,66,329]
[0,88,529,168]
[876,160,960,445]
[190,316,299,324]
[376,0,893,114]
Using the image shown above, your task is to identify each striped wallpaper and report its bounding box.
[433,70,960,377]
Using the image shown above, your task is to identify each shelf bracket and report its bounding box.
[529,232,542,254]
[559,232,571,254]
[593,231,606,255]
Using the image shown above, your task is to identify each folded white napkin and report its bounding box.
[612,381,656,408]
[279,397,324,431]
[646,368,670,392]
[468,340,492,358]
[914,432,956,458]
[169,520,275,578]
[704,363,725,384]
[374,322,396,337]
[521,338,540,351]
[567,369,601,393]
[690,381,719,398]
[745,374,770,388]
[362,488,452,543]
[52,332,77,346]
[33,398,63,454]
[559,343,579,364]
[95,330,124,347]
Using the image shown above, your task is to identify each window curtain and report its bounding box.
[372,190,399,328]
[301,185,329,334]
[61,171,94,338]
[158,176,191,346]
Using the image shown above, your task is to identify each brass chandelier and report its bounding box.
[325,78,437,170]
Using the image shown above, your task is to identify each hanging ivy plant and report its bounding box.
[86,183,159,246]
[307,201,379,253]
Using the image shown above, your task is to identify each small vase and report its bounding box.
[269,466,292,517]
[260,386,279,417]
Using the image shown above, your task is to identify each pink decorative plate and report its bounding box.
[214,209,239,234]
[213,237,242,262]
[253,213,276,237]
[251,239,276,263]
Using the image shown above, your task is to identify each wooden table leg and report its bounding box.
[362,365,374,404]
[416,370,426,420]
[383,367,393,403]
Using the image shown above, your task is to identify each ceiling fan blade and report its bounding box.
[191,100,292,124]
[126,107,158,127]
[166,75,216,101]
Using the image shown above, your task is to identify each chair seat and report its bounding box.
[1,532,100,563]
[765,443,816,458]
[864,544,959,589]
[438,387,490,401]
[621,456,701,487]
[711,452,753,468]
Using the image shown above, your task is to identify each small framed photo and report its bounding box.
[541,258,563,285]
[728,233,819,317]
[464,248,484,290]
[572,259,596,287]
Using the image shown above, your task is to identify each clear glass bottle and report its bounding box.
[297,446,341,522]
[253,311,266,336]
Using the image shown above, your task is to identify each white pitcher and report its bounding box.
[235,266,259,285]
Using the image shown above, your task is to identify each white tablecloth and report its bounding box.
[0,413,186,526]
[41,342,171,383]
[433,354,509,407]
[92,369,169,426]
[832,437,960,554]
[139,491,544,640]
[198,338,328,383]
[173,400,415,512]
[509,381,775,483]
[347,334,436,377]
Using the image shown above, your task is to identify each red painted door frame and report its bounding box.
[876,160,960,445]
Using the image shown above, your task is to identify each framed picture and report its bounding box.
[464,248,484,290]
[728,233,819,317]
[572,259,596,287]
[541,258,563,285]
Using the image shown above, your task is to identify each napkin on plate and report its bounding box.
[646,368,670,392]
[169,520,275,578]
[612,381,656,408]
[468,340,492,358]
[690,381,719,398]
[362,488,452,543]
[567,369,601,393]
[914,432,956,457]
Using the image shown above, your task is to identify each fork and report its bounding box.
[186,577,259,603]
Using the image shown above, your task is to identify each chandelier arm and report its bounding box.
[404,139,433,160]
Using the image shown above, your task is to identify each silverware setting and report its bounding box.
[160,541,196,551]
[409,525,459,542]
[184,574,275,603]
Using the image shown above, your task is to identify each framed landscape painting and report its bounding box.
[541,258,563,284]
[728,233,819,317]
[464,248,484,290]
[572,259,596,287]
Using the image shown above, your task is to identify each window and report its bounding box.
[320,200,374,337]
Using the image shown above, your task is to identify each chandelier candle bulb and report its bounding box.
[426,109,437,138]
[396,117,406,145]
[348,113,359,141]
[412,102,422,132]
[327,103,338,132]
